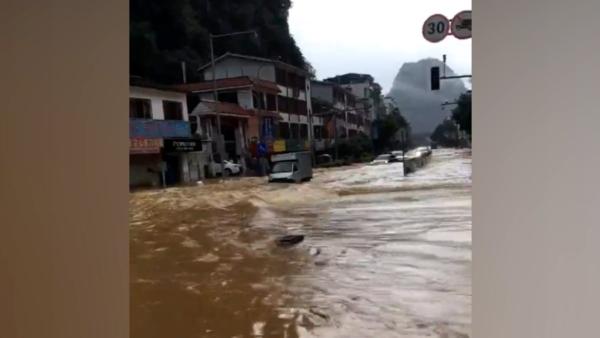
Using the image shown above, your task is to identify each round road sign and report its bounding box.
[422,14,450,43]
[451,10,472,39]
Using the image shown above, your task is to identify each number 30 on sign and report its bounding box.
[422,14,450,43]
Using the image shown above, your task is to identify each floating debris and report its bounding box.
[276,235,305,248]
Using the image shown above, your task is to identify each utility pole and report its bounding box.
[334,110,339,160]
[344,90,349,140]
[209,30,258,178]
[181,61,187,84]
[307,81,316,165]
[209,35,226,178]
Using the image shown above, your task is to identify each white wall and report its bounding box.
[199,92,212,101]
[203,58,276,82]
[346,82,370,100]
[277,85,307,101]
[279,113,311,124]
[196,89,253,109]
[130,86,189,121]
[237,89,253,109]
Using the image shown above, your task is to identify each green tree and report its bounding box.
[374,108,410,153]
[451,92,471,136]
[130,0,309,84]
[338,133,373,161]
[430,119,460,148]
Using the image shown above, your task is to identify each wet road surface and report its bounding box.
[130,149,471,338]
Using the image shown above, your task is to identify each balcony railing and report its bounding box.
[129,119,191,139]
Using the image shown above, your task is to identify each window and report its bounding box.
[314,126,323,140]
[289,97,297,115]
[277,96,288,113]
[267,94,277,111]
[300,124,308,139]
[129,98,151,119]
[272,161,294,173]
[296,76,306,90]
[163,100,183,120]
[297,100,307,115]
[290,123,299,139]
[348,95,356,107]
[217,92,238,104]
[261,118,274,139]
[275,68,287,86]
[279,123,290,139]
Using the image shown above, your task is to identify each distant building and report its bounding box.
[197,53,318,141]
[383,96,398,115]
[174,53,320,171]
[311,80,367,151]
[323,73,385,135]
[129,78,207,188]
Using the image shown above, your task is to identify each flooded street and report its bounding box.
[130,149,472,338]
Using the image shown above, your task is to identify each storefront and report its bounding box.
[130,138,163,188]
[162,138,205,185]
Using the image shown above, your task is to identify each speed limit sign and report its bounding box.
[422,14,450,43]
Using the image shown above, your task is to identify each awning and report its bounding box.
[171,76,280,95]
[191,101,253,119]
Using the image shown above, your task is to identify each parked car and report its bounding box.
[316,154,333,166]
[211,160,242,176]
[391,150,405,161]
[370,153,401,165]
[416,146,432,156]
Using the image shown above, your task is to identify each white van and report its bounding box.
[269,152,313,183]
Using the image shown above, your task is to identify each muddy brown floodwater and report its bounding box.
[130,149,472,338]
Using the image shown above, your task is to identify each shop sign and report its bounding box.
[163,139,203,152]
[273,139,286,153]
[130,138,162,154]
[129,119,191,139]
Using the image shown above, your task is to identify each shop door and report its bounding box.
[164,154,180,186]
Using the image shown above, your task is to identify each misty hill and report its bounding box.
[131,0,309,84]
[387,58,467,135]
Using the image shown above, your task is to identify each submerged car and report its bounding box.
[316,154,333,166]
[391,150,405,161]
[370,153,400,165]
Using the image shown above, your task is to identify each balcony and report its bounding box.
[129,119,191,139]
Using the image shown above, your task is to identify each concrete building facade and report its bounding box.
[198,53,319,144]
[129,80,209,188]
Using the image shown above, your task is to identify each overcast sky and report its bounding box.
[289,0,471,93]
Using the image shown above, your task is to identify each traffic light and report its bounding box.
[431,66,440,90]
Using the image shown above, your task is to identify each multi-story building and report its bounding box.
[174,76,281,169]
[129,78,208,188]
[324,73,386,135]
[196,53,319,153]
[384,96,398,115]
[311,80,365,149]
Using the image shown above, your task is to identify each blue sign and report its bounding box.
[130,119,191,139]
[258,142,267,156]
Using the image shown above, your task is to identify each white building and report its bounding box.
[129,80,209,188]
